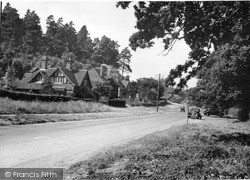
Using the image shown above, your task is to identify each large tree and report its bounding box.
[118,47,132,76]
[117,1,250,120]
[76,25,94,63]
[137,78,164,103]
[45,16,77,57]
[117,1,249,85]
[22,9,43,54]
[91,36,120,68]
[1,3,24,52]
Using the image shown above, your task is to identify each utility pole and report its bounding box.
[186,92,190,124]
[156,74,160,112]
[0,1,2,44]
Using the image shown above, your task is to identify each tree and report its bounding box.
[197,42,250,121]
[118,47,132,76]
[0,49,15,77]
[91,36,120,68]
[92,81,113,100]
[40,75,54,94]
[76,25,94,63]
[22,9,43,54]
[137,78,164,103]
[117,1,250,86]
[45,16,77,57]
[117,1,250,120]
[1,3,24,52]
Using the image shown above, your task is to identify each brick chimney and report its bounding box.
[100,64,111,78]
[41,56,48,69]
[65,57,72,70]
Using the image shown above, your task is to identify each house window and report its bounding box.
[53,70,68,84]
[84,79,88,86]
[36,75,43,83]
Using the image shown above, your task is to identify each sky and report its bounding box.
[4,0,197,87]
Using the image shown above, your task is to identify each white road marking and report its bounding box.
[33,136,47,140]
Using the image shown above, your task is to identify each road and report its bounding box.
[0,112,187,168]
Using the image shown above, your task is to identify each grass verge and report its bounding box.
[66,120,250,180]
[0,97,111,114]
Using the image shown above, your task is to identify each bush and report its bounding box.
[0,89,81,102]
[108,99,126,107]
[237,107,250,122]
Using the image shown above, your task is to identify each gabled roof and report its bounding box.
[88,68,104,84]
[29,67,39,73]
[121,79,129,88]
[74,70,88,86]
[59,67,78,86]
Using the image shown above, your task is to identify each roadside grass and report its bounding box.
[66,120,250,180]
[0,97,111,114]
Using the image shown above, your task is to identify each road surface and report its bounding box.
[0,112,187,168]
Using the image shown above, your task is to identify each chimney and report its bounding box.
[100,64,108,77]
[65,57,72,70]
[107,66,111,78]
[41,56,48,69]
[100,65,103,77]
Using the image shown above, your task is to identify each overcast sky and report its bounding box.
[4,0,197,87]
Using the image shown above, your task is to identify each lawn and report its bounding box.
[66,118,250,179]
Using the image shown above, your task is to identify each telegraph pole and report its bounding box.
[0,1,2,44]
[156,74,160,112]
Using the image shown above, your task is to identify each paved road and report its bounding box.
[0,112,187,168]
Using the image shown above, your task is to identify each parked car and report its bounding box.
[204,108,224,117]
[188,108,202,119]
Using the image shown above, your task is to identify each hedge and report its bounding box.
[108,99,126,107]
[0,89,83,102]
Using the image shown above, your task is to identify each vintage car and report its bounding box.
[188,107,202,119]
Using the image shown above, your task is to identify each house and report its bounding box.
[94,64,130,98]
[17,56,91,95]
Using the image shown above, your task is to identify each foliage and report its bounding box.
[44,15,77,57]
[91,36,120,68]
[117,1,250,86]
[197,40,250,121]
[0,2,133,94]
[93,81,113,100]
[118,47,132,76]
[1,3,24,52]
[73,86,92,99]
[117,1,250,121]
[75,25,94,63]
[0,89,82,102]
[22,9,43,54]
[40,75,54,94]
[137,78,164,103]
[108,99,126,107]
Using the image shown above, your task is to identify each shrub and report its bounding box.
[108,99,126,107]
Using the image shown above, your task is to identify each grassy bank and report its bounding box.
[67,119,250,179]
[0,97,111,114]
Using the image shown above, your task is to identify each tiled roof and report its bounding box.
[29,67,39,73]
[58,67,78,86]
[88,68,104,85]
[18,72,35,89]
[74,70,87,86]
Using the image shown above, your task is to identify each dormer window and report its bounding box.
[35,74,43,83]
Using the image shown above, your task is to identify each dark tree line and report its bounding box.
[0,3,132,85]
